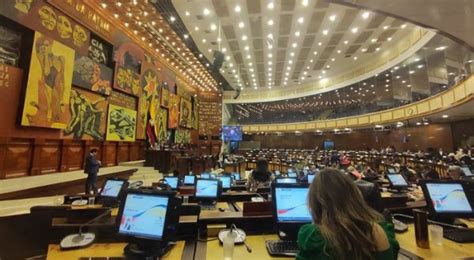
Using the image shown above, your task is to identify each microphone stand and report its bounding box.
[78,208,113,237]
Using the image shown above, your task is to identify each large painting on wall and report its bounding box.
[63,88,107,140]
[137,66,160,139]
[175,129,191,144]
[113,42,144,96]
[155,106,168,143]
[168,93,180,129]
[179,97,192,128]
[160,87,170,108]
[21,31,75,129]
[72,54,113,95]
[106,104,137,142]
[192,96,199,130]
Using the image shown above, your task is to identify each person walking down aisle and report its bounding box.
[297,168,399,260]
[84,148,101,194]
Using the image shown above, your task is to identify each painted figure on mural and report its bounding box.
[33,35,65,121]
[108,107,136,141]
[180,100,191,127]
[14,0,33,14]
[73,25,88,47]
[65,89,105,140]
[57,15,73,39]
[38,6,57,31]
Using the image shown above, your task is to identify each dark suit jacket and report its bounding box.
[84,154,100,175]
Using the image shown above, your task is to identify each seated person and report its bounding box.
[421,168,440,180]
[297,168,399,260]
[447,165,466,180]
[347,166,363,180]
[247,159,273,191]
[398,165,417,182]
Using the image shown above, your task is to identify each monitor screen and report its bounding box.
[462,167,473,176]
[210,173,217,179]
[323,141,334,150]
[231,172,241,181]
[195,179,219,198]
[387,174,408,187]
[184,175,195,185]
[101,180,125,198]
[118,193,169,240]
[387,168,397,174]
[275,170,281,176]
[218,176,232,189]
[222,125,242,141]
[425,183,473,213]
[307,174,315,183]
[274,187,312,222]
[288,172,297,178]
[164,177,178,189]
[200,173,210,179]
[276,178,298,184]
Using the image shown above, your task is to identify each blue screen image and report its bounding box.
[426,183,472,213]
[222,126,242,141]
[184,175,195,184]
[388,174,407,186]
[200,173,210,179]
[275,170,281,176]
[164,177,178,189]
[307,174,315,183]
[462,167,473,176]
[231,172,240,180]
[276,178,297,184]
[275,187,312,222]
[288,172,297,178]
[196,179,218,198]
[119,194,169,239]
[101,180,124,197]
[218,176,232,189]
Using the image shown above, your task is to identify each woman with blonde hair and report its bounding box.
[297,168,399,260]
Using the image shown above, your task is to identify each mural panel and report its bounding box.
[175,129,191,144]
[179,97,192,128]
[168,93,180,129]
[155,105,168,143]
[160,87,169,108]
[106,104,137,142]
[72,54,113,95]
[21,32,75,129]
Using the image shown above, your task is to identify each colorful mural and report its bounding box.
[155,105,168,143]
[179,97,192,128]
[168,93,180,129]
[21,31,75,129]
[175,129,191,144]
[137,66,160,139]
[106,104,137,142]
[63,88,107,140]
[113,42,144,96]
[161,87,170,108]
[72,54,113,95]
[192,96,199,130]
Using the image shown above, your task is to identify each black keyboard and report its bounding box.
[265,240,299,256]
[444,228,474,243]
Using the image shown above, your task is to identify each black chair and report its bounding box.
[354,180,383,212]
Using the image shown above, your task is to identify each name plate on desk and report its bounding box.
[242,201,273,216]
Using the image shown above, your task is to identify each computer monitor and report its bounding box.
[462,166,473,177]
[386,167,397,174]
[275,170,281,176]
[116,189,179,258]
[386,174,409,189]
[420,180,474,218]
[218,176,232,190]
[272,183,312,223]
[210,173,217,179]
[231,172,241,181]
[287,172,297,178]
[99,178,127,199]
[200,173,210,179]
[163,177,179,190]
[307,174,315,183]
[195,179,221,206]
[183,175,196,185]
[276,178,298,184]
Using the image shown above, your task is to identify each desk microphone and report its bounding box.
[60,208,112,250]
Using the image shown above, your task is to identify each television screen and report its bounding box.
[100,180,125,198]
[323,141,334,150]
[274,186,312,222]
[222,125,242,141]
[426,183,472,213]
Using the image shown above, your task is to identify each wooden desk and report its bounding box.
[46,241,185,260]
[204,234,292,260]
[396,223,474,259]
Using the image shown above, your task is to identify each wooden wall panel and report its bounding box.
[1,138,33,178]
[117,143,130,163]
[129,143,139,161]
[38,140,61,174]
[61,140,84,171]
[101,142,117,167]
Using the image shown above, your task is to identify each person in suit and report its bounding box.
[84,148,101,194]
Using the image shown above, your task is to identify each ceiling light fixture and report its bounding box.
[267,2,274,9]
[442,115,449,118]
[298,17,304,24]
[351,27,358,33]
[323,29,329,35]
[329,15,336,21]
[234,5,241,12]
[203,8,210,16]
[267,20,274,26]
[239,22,244,28]
[210,24,217,30]
[362,11,370,19]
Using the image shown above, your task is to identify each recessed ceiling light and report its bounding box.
[292,43,297,48]
[387,37,392,41]
[362,11,370,19]
[202,39,206,43]
[210,23,217,30]
[331,58,335,61]
[295,31,301,37]
[371,38,377,43]
[383,25,389,30]
[329,15,336,21]
[268,44,273,49]
[337,50,341,53]
[242,35,248,41]
[290,52,295,56]
[442,115,449,118]
[267,33,273,39]
[203,8,210,16]
[417,64,424,69]
[344,41,348,45]
[409,70,415,74]
[353,56,358,60]
[239,22,245,28]
[376,47,380,51]
[351,27,358,33]
[302,0,309,6]
[194,26,199,31]
[313,51,317,55]
[185,11,190,16]
[401,23,407,29]
[235,5,241,12]
[267,2,274,9]
[298,17,304,24]
[361,48,367,52]
[268,53,273,58]
[318,42,322,46]
[244,45,249,51]
[323,29,329,35]
[246,54,251,59]
[267,20,274,26]
[435,46,447,51]
[170,16,176,22]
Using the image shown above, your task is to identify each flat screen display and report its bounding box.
[195,179,219,198]
[323,141,334,150]
[288,172,297,178]
[184,175,195,185]
[275,187,312,222]
[101,180,125,198]
[275,170,281,176]
[276,178,298,184]
[218,176,232,189]
[426,183,473,213]
[118,193,169,240]
[462,167,473,176]
[222,125,243,141]
[200,173,210,179]
[210,173,217,179]
[231,172,241,180]
[307,174,315,183]
[387,168,397,174]
[164,177,178,189]
[387,174,408,187]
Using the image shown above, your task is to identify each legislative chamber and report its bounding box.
[0,0,474,259]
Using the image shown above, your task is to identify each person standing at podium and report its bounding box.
[84,148,101,194]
